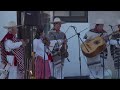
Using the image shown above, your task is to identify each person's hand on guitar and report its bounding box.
[85,38,92,43]
[102,36,109,42]
[85,36,93,42]
[62,39,67,46]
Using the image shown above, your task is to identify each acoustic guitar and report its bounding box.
[81,31,119,58]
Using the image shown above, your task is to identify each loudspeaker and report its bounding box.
[24,11,41,26]
[64,76,90,79]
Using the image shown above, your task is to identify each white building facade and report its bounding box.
[0,11,120,78]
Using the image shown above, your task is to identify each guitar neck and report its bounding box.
[105,31,118,38]
[107,33,113,37]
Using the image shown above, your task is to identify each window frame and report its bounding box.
[53,11,88,23]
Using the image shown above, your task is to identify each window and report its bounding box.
[53,11,88,22]
[54,11,69,16]
[70,11,85,16]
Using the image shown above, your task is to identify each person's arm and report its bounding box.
[62,33,68,47]
[5,40,22,49]
[33,39,37,53]
[83,31,93,42]
[108,39,119,45]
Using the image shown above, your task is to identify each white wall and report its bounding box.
[0,11,120,78]
[0,11,17,38]
[0,11,17,28]
[0,11,17,39]
[88,11,120,33]
[60,23,90,78]
[88,11,120,78]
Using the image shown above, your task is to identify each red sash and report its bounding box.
[47,53,53,62]
[1,33,17,66]
[5,51,17,66]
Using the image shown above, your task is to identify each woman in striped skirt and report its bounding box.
[33,28,51,79]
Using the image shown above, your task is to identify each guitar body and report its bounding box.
[81,36,106,58]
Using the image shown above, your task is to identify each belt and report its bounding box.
[88,61,101,66]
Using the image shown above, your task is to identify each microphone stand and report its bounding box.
[101,51,105,79]
[74,27,81,77]
[71,26,89,77]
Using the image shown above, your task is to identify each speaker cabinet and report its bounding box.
[24,11,41,26]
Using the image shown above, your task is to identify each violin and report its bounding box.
[60,41,69,58]
[42,36,50,46]
[111,30,120,39]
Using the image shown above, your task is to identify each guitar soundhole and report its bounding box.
[94,40,100,45]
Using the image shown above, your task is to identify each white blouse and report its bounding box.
[33,39,48,60]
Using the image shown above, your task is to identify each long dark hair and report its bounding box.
[34,26,44,39]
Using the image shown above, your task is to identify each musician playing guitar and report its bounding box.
[83,19,120,79]
[47,17,68,79]
[110,20,120,78]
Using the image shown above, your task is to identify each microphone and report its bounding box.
[109,25,114,31]
[70,26,77,34]
[109,25,113,27]
[109,25,117,27]
[70,26,76,29]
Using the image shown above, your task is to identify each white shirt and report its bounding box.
[4,39,23,65]
[33,39,48,60]
[49,39,63,51]
[4,40,22,52]
[108,39,120,48]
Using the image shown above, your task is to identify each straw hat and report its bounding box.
[51,17,64,24]
[95,19,104,24]
[3,21,22,29]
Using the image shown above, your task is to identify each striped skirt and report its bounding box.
[35,57,51,79]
